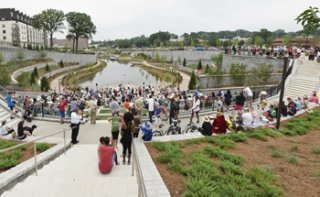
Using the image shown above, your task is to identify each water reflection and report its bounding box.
[80,60,161,89]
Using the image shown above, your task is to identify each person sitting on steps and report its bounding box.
[17,120,37,140]
[98,136,119,174]
[0,120,16,139]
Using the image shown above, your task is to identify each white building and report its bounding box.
[0,8,46,48]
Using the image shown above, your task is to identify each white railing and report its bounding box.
[132,140,147,197]
[0,128,70,176]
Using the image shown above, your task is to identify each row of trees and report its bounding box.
[32,9,96,53]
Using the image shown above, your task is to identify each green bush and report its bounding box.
[287,156,299,165]
[16,48,25,60]
[0,150,22,170]
[271,149,283,158]
[0,67,11,85]
[36,143,50,152]
[229,63,247,85]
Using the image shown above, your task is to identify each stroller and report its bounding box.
[23,104,34,122]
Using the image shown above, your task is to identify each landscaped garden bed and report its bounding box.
[0,139,54,173]
[146,109,320,197]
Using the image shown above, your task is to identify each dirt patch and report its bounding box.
[229,130,320,197]
[146,130,320,197]
[145,143,186,197]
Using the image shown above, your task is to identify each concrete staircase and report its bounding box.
[284,61,320,98]
[1,144,138,197]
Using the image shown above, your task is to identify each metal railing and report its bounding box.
[132,140,147,197]
[0,128,70,176]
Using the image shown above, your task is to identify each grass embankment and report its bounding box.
[61,61,107,89]
[137,63,180,85]
[148,109,320,197]
[0,140,51,172]
[4,58,53,73]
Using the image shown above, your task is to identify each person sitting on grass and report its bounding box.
[265,104,276,122]
[98,136,119,174]
[0,120,16,139]
[17,120,37,140]
[287,97,297,116]
[212,112,227,134]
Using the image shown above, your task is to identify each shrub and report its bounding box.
[271,149,283,158]
[0,67,11,85]
[229,63,247,85]
[197,60,202,70]
[39,51,47,58]
[287,156,299,165]
[0,52,3,63]
[40,76,50,92]
[59,59,64,68]
[183,58,187,67]
[33,67,39,78]
[289,145,298,152]
[45,63,50,72]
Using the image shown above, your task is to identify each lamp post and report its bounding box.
[276,57,289,129]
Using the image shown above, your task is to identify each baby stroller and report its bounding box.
[23,104,34,122]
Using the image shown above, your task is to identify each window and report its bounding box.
[10,12,13,17]
[2,24,5,28]
[3,36,6,40]
[3,30,6,34]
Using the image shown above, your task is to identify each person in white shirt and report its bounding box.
[146,95,154,123]
[71,109,81,144]
[242,108,253,127]
[243,86,253,107]
[190,96,200,123]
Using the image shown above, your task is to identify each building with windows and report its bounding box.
[0,8,46,48]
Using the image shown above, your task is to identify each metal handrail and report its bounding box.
[132,140,147,197]
[0,127,71,175]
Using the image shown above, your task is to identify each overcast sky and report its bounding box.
[2,0,319,40]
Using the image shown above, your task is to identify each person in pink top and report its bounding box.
[98,136,118,174]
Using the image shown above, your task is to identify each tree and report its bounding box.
[197,60,202,70]
[30,72,36,85]
[212,52,223,67]
[66,33,76,53]
[66,12,96,53]
[183,58,187,67]
[40,76,50,91]
[59,59,64,68]
[45,64,50,72]
[254,35,264,47]
[33,67,39,78]
[188,70,197,90]
[32,9,65,49]
[296,7,320,44]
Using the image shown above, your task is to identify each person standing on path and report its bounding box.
[110,96,120,116]
[110,112,121,149]
[6,92,15,119]
[59,96,67,124]
[243,86,253,107]
[88,97,98,124]
[146,95,154,123]
[70,109,81,144]
[190,96,200,123]
[121,109,134,165]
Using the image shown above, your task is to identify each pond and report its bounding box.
[80,60,162,89]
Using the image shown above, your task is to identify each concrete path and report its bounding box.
[1,120,139,197]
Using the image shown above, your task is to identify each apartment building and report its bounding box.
[0,8,46,48]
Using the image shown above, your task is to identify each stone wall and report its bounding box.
[222,54,284,73]
[0,47,96,65]
[124,50,220,65]
[198,73,282,89]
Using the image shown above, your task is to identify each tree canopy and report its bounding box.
[66,12,96,53]
[32,9,65,49]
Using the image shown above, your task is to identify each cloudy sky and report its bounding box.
[1,0,319,40]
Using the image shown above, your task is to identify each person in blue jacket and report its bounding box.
[140,121,153,141]
[6,92,15,119]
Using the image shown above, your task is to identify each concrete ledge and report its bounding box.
[0,142,71,194]
[134,138,170,197]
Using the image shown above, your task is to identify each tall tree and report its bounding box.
[66,12,96,53]
[32,9,65,49]
[296,7,320,44]
[66,33,76,53]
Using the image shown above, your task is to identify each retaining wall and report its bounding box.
[0,47,96,65]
